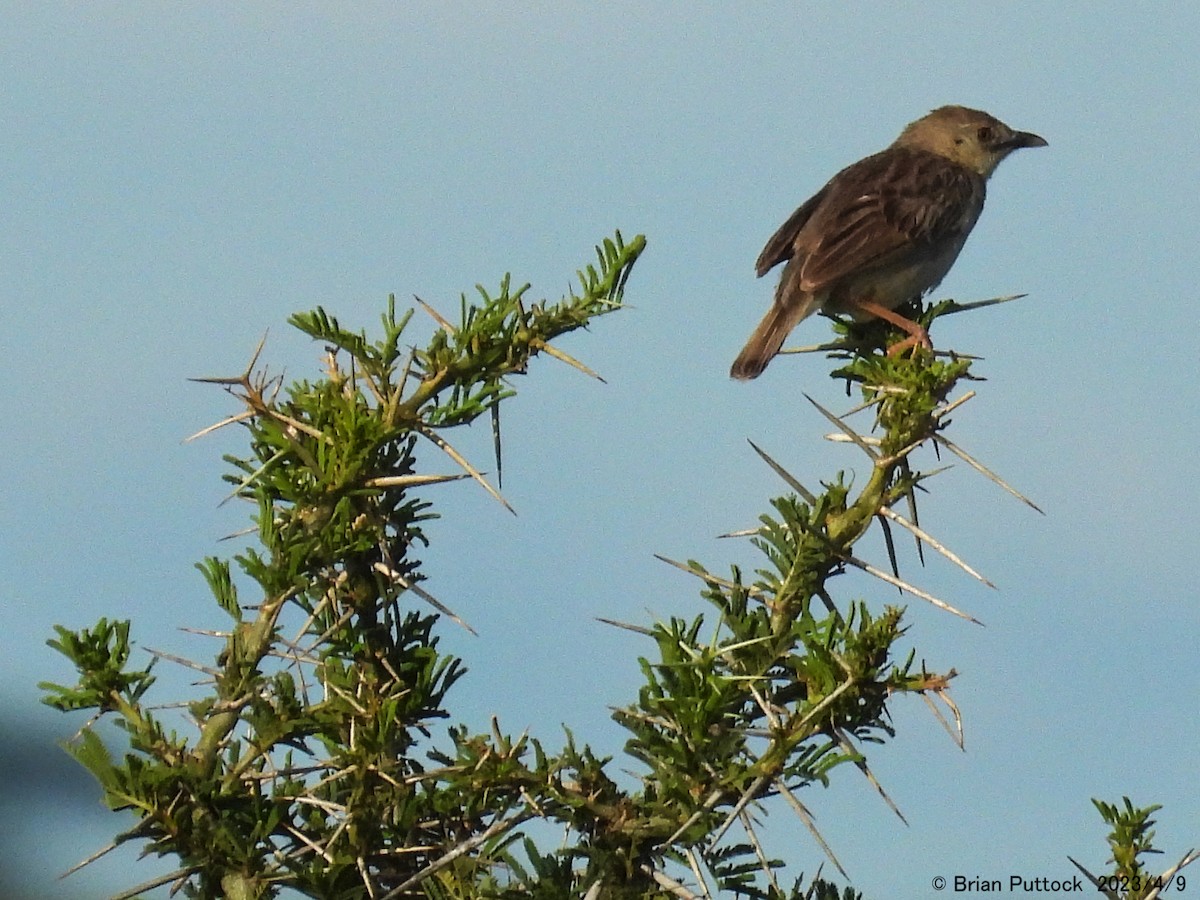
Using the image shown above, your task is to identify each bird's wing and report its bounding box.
[754,188,827,277]
[796,150,982,293]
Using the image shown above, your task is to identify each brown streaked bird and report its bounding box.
[730,105,1046,380]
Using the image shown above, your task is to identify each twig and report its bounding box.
[804,393,879,461]
[641,864,700,899]
[747,440,819,503]
[877,507,996,588]
[1146,848,1200,900]
[413,423,515,515]
[664,789,725,846]
[940,293,1028,314]
[685,847,714,898]
[1066,857,1116,900]
[835,727,907,825]
[363,473,470,488]
[653,555,769,599]
[374,563,477,635]
[380,810,531,899]
[775,779,848,880]
[934,390,976,420]
[921,685,966,750]
[841,553,982,625]
[709,774,768,846]
[934,434,1044,515]
[530,337,606,382]
[740,810,782,894]
[413,295,456,334]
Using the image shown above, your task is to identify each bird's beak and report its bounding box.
[1005,130,1048,150]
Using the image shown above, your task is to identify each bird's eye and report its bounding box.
[976,125,994,143]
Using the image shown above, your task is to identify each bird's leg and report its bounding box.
[848,298,931,356]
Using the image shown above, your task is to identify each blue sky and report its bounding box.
[4,5,1198,898]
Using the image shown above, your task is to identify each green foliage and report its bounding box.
[42,232,646,899]
[1096,797,1164,882]
[41,619,157,714]
[43,235,1189,900]
[1067,797,1196,900]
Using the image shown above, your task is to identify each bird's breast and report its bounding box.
[823,232,969,317]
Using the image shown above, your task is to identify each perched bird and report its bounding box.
[730,105,1046,380]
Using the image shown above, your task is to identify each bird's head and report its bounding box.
[895,105,1047,177]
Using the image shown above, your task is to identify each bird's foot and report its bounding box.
[884,326,932,357]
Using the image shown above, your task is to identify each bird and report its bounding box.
[729,105,1046,380]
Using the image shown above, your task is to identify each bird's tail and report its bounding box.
[729,289,817,380]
